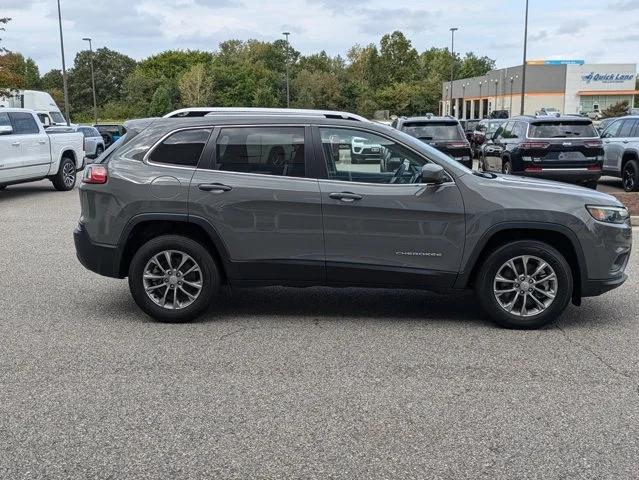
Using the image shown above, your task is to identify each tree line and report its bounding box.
[2,21,496,122]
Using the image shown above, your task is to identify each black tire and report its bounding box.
[0,186,6,191]
[476,240,573,329]
[583,180,598,190]
[101,133,114,148]
[95,145,104,157]
[128,235,220,322]
[502,159,513,175]
[51,157,77,191]
[622,159,639,192]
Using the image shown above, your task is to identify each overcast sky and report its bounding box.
[3,0,638,73]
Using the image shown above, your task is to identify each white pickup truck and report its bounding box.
[0,108,85,191]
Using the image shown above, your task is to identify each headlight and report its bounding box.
[586,205,629,224]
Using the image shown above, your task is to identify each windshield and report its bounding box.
[49,111,66,123]
[529,121,598,138]
[402,122,463,141]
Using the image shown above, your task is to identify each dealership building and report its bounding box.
[440,60,638,119]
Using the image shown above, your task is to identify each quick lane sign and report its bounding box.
[581,72,635,84]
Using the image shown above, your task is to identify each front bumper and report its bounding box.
[74,223,123,278]
[582,273,627,297]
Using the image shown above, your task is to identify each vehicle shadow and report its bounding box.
[0,183,70,201]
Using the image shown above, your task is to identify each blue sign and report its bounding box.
[545,59,584,65]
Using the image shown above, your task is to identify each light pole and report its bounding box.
[449,27,458,116]
[282,32,290,108]
[444,86,449,116]
[56,0,70,125]
[520,0,529,115]
[82,37,98,125]
[493,78,499,115]
[462,82,467,119]
[509,75,519,116]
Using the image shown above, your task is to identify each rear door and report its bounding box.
[602,119,624,173]
[314,125,465,288]
[7,112,50,178]
[189,124,325,285]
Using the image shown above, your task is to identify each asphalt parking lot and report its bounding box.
[1,180,638,479]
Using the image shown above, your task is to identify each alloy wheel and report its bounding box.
[143,250,203,310]
[623,167,635,191]
[493,255,558,317]
[63,162,76,188]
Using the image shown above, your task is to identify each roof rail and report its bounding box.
[164,107,369,122]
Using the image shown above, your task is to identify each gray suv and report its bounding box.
[74,112,632,329]
[601,115,639,191]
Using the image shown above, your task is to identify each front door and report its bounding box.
[189,125,325,285]
[314,126,465,288]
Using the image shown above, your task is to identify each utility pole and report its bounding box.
[82,37,98,125]
[57,0,70,125]
[520,0,529,115]
[449,27,458,116]
[282,32,290,108]
[509,75,519,116]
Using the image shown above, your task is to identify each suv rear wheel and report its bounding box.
[476,240,572,329]
[128,235,220,322]
[622,159,639,192]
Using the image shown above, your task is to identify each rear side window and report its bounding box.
[0,112,12,129]
[214,127,305,177]
[148,129,211,167]
[619,120,637,138]
[529,121,597,138]
[9,112,40,134]
[401,122,463,140]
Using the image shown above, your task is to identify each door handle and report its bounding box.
[603,140,611,144]
[11,141,20,146]
[329,192,363,202]
[38,140,47,144]
[622,140,629,144]
[198,183,232,193]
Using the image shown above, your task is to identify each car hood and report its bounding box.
[477,173,624,207]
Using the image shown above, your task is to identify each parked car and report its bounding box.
[481,115,604,189]
[489,110,510,119]
[601,115,639,191]
[74,111,631,329]
[47,125,105,160]
[460,119,480,142]
[94,124,126,148]
[0,108,84,191]
[597,116,618,135]
[535,107,561,117]
[471,119,508,159]
[393,115,473,168]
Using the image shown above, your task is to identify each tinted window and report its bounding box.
[49,112,65,124]
[528,121,597,138]
[9,112,40,134]
[631,120,639,138]
[149,128,211,167]
[320,127,433,184]
[501,122,514,138]
[401,121,463,140]
[215,127,305,177]
[619,120,637,138]
[0,112,12,129]
[603,120,623,138]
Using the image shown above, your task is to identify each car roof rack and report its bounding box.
[164,107,369,122]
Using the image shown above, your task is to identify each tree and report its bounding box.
[41,69,65,111]
[378,31,420,84]
[292,69,342,109]
[602,100,629,118]
[457,53,495,79]
[147,82,174,117]
[69,47,136,115]
[0,52,26,93]
[178,63,212,107]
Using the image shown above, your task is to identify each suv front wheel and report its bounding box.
[476,240,573,329]
[128,235,220,322]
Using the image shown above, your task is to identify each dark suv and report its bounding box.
[74,111,631,329]
[392,116,473,169]
[482,116,604,188]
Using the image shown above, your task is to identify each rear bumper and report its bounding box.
[74,223,123,278]
[521,168,602,184]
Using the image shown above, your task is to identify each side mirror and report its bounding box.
[0,125,13,135]
[421,163,446,184]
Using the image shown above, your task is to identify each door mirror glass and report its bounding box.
[421,163,445,184]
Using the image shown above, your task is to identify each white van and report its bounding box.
[0,90,67,127]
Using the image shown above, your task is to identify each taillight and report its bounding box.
[520,142,550,149]
[525,165,543,172]
[587,165,602,171]
[447,142,469,149]
[83,165,108,184]
[585,141,603,148]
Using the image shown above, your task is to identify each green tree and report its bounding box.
[69,47,136,115]
[41,69,65,111]
[457,52,495,79]
[178,63,213,106]
[602,100,629,118]
[147,82,174,117]
[378,31,420,84]
[292,69,342,109]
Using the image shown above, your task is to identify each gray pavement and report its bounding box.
[0,180,638,479]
